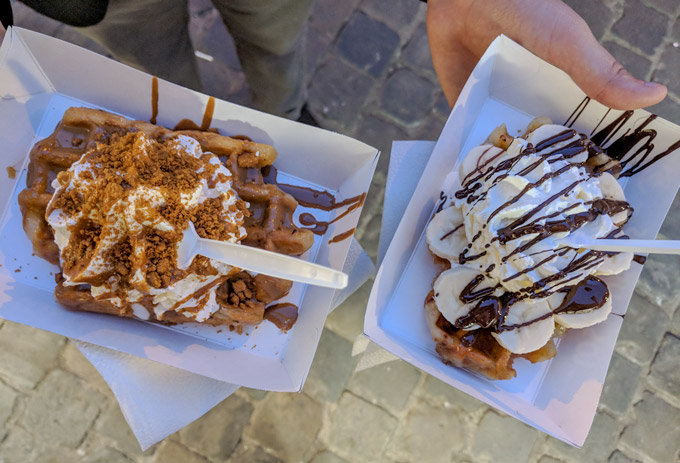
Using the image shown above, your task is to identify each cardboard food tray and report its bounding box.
[0,27,379,392]
[365,35,680,446]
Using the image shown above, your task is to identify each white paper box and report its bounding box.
[365,35,680,446]
[0,28,379,392]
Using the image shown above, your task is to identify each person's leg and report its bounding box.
[212,0,314,119]
[77,0,202,91]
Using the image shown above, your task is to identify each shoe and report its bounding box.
[297,104,320,128]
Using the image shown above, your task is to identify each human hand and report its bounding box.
[427,0,667,110]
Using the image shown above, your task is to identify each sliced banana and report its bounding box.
[595,252,633,276]
[433,266,497,329]
[552,294,613,329]
[598,172,629,226]
[426,206,467,261]
[459,144,504,184]
[491,298,555,354]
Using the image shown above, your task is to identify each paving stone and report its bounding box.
[82,447,134,463]
[617,292,670,364]
[645,0,678,15]
[386,398,464,462]
[154,440,210,463]
[347,359,421,412]
[602,40,653,80]
[381,68,436,124]
[179,394,253,460]
[95,402,153,457]
[673,305,680,335]
[621,392,680,462]
[241,387,269,401]
[329,393,398,462]
[611,0,669,54]
[634,253,680,318]
[60,341,110,393]
[659,189,680,237]
[325,278,373,342]
[563,0,616,39]
[310,0,360,39]
[434,91,451,118]
[421,375,486,414]
[0,425,80,463]
[197,58,248,102]
[228,442,283,463]
[189,8,241,71]
[649,333,680,397]
[401,22,435,76]
[0,321,66,390]
[309,450,350,463]
[537,456,565,463]
[354,113,408,177]
[609,449,642,463]
[472,412,538,463]
[0,380,17,440]
[304,328,357,402]
[245,392,322,462]
[18,369,105,448]
[414,115,445,141]
[360,0,424,33]
[337,12,400,77]
[600,353,642,414]
[550,411,621,462]
[306,25,333,76]
[653,44,680,96]
[308,57,375,128]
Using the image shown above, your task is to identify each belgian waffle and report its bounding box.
[19,107,315,329]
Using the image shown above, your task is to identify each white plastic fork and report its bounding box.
[177,222,348,289]
[572,239,680,255]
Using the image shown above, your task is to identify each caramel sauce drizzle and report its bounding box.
[150,76,159,125]
[173,97,217,131]
[264,303,298,331]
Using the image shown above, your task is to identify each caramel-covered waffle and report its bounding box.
[19,107,315,329]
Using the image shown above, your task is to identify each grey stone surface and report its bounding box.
[609,449,642,463]
[347,359,421,413]
[354,114,408,168]
[309,0,360,39]
[304,328,357,402]
[329,393,397,462]
[563,0,616,39]
[653,44,680,96]
[381,68,436,124]
[620,392,680,463]
[537,456,565,463]
[634,254,680,317]
[0,380,17,440]
[95,402,153,457]
[472,412,539,463]
[611,0,669,54]
[645,0,678,15]
[189,8,241,72]
[337,12,400,77]
[549,411,621,462]
[413,115,445,141]
[360,0,424,35]
[154,440,210,463]
[0,425,80,463]
[600,353,642,414]
[227,442,283,463]
[308,57,374,128]
[59,341,109,393]
[309,450,350,463]
[0,322,66,390]
[386,398,464,462]
[401,22,435,76]
[649,333,680,397]
[603,40,653,79]
[648,96,680,125]
[82,447,134,463]
[17,369,105,448]
[616,292,669,364]
[324,279,373,342]
[421,375,486,414]
[245,392,322,462]
[659,190,680,237]
[179,394,253,461]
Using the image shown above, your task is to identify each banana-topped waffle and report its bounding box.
[425,117,635,380]
[18,107,315,330]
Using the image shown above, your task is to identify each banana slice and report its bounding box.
[433,266,497,329]
[459,144,504,184]
[598,173,629,226]
[426,206,467,261]
[491,298,555,354]
[552,295,613,329]
[596,252,633,276]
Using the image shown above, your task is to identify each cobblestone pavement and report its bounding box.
[2,0,679,462]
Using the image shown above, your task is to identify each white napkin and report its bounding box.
[354,140,436,371]
[76,237,374,450]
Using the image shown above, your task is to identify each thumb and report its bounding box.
[535,8,666,110]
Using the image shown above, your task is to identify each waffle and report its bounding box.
[19,107,315,328]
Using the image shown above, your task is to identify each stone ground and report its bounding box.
[2,0,680,462]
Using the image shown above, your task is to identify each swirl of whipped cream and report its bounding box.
[46,132,248,322]
[427,123,634,354]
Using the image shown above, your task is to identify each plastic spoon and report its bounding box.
[177,222,348,289]
[572,239,680,255]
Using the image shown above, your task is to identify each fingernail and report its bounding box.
[644,81,662,88]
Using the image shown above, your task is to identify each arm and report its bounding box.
[427,0,667,110]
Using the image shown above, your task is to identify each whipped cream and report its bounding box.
[47,133,247,322]
[427,123,634,354]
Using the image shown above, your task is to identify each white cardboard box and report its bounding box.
[365,35,680,446]
[0,27,379,392]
